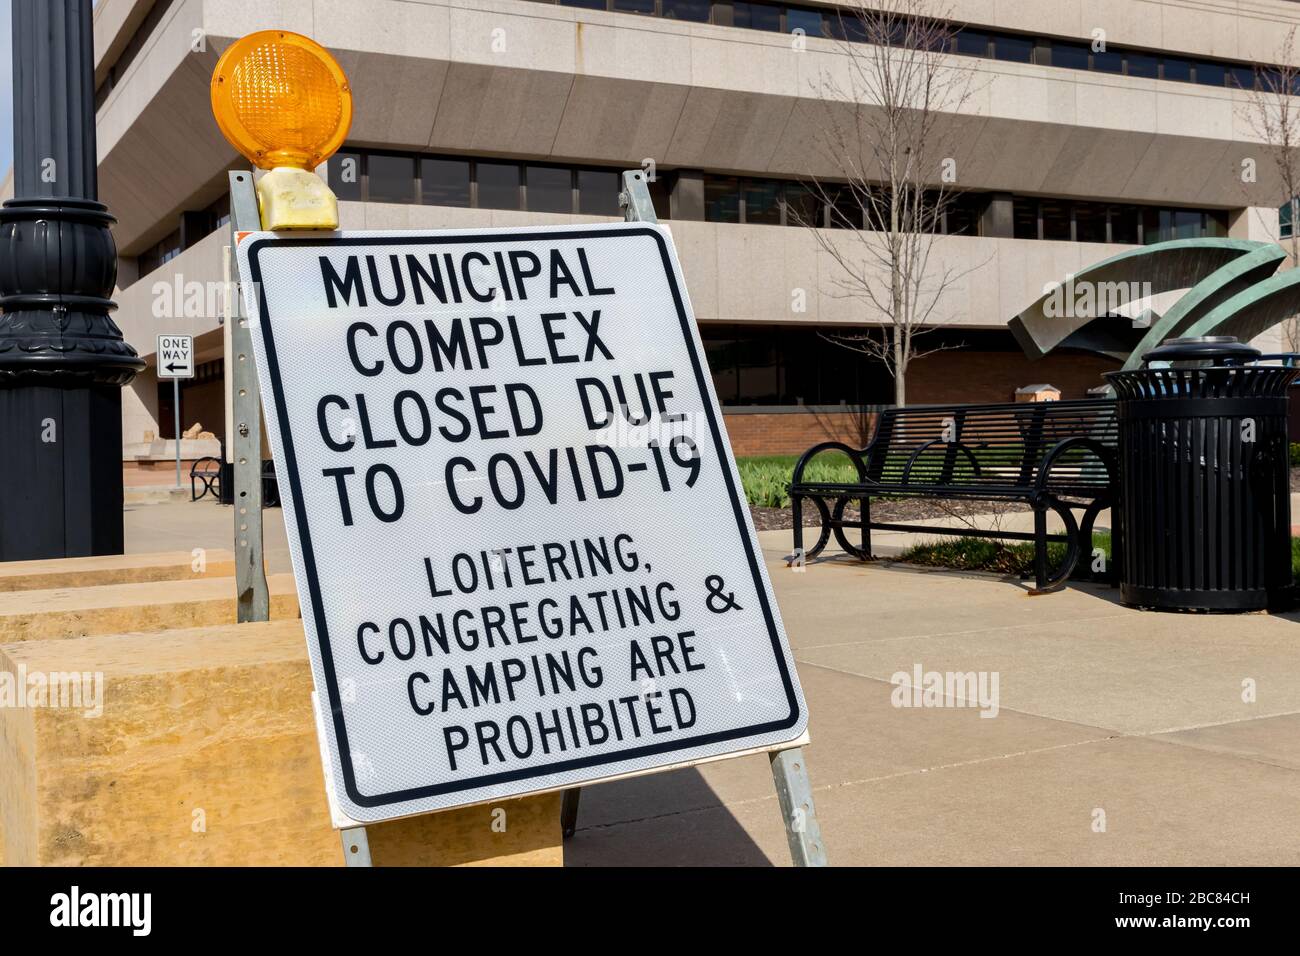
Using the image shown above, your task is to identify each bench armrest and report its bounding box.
[790,441,868,486]
[1034,437,1117,495]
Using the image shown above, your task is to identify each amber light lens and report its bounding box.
[210,31,353,170]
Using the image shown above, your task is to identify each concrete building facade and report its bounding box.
[44,0,1300,461]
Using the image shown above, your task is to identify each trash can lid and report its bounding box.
[1141,336,1261,366]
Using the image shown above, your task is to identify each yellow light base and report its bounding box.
[256,166,340,230]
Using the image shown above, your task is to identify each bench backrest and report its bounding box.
[864,398,1117,495]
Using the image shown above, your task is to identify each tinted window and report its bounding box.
[420,158,470,207]
[785,182,823,227]
[1013,197,1038,240]
[367,154,415,203]
[526,166,572,213]
[1205,210,1229,238]
[705,176,741,223]
[786,8,824,38]
[477,162,520,210]
[1127,53,1158,79]
[612,0,655,13]
[1162,57,1192,82]
[560,0,606,7]
[954,30,989,57]
[1074,202,1107,243]
[744,180,781,224]
[1229,66,1255,90]
[328,151,363,201]
[1109,205,1138,244]
[1048,41,1089,70]
[827,12,867,42]
[1093,48,1123,73]
[734,2,780,31]
[1195,62,1226,86]
[828,186,863,229]
[1040,198,1071,240]
[578,169,620,216]
[993,34,1033,63]
[662,0,710,21]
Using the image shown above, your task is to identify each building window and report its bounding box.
[1127,52,1158,79]
[705,176,742,223]
[1162,57,1193,82]
[1281,200,1296,240]
[420,158,471,207]
[1047,41,1089,70]
[992,33,1033,63]
[1108,205,1139,244]
[526,165,575,213]
[1073,201,1107,243]
[1039,198,1071,241]
[329,151,363,201]
[954,29,989,58]
[733,2,780,31]
[477,162,521,210]
[1012,197,1038,240]
[744,179,782,225]
[367,154,416,204]
[786,8,825,39]
[662,0,710,21]
[578,169,621,216]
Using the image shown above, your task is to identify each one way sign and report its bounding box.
[157,334,195,379]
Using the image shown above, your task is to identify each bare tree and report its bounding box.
[794,0,983,405]
[1240,27,1300,352]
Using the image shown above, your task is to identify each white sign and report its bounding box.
[156,334,194,379]
[237,223,807,823]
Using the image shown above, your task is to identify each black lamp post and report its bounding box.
[0,0,143,560]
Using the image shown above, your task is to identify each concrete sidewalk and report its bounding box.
[124,499,1300,866]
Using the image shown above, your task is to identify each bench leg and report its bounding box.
[1032,505,1050,591]
[791,494,804,560]
[860,495,872,557]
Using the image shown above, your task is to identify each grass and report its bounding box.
[736,453,860,509]
[901,532,1300,581]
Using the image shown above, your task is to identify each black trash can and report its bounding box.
[1105,337,1298,611]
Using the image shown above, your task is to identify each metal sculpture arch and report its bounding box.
[1007,238,1297,368]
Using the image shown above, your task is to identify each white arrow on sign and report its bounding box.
[236,223,807,824]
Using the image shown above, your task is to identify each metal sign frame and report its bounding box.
[226,168,826,867]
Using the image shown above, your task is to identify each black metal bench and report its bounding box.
[788,398,1120,592]
[190,456,223,501]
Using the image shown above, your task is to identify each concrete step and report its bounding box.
[125,486,191,505]
[0,573,300,644]
[0,549,238,592]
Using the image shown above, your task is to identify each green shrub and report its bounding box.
[735,453,861,508]
[1291,443,1300,468]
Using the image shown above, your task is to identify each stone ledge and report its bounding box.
[0,574,299,644]
[0,621,562,866]
[0,549,238,592]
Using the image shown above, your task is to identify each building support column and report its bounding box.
[0,0,143,560]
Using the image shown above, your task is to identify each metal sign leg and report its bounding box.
[560,788,582,839]
[228,170,270,624]
[341,826,373,867]
[769,748,828,867]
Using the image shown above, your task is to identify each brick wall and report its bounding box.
[723,408,879,457]
[907,350,1118,404]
